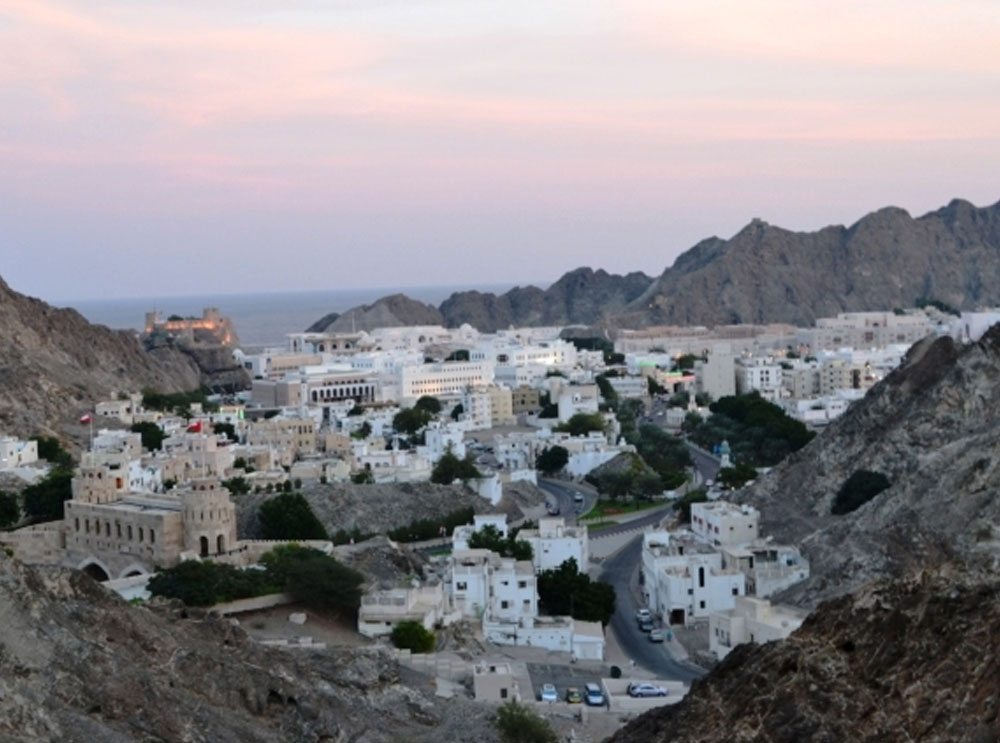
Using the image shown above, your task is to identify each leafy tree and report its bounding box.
[387,506,475,542]
[233,456,247,470]
[554,413,606,437]
[674,354,702,371]
[694,392,712,406]
[222,476,251,495]
[162,478,177,491]
[22,470,73,522]
[668,391,690,408]
[648,377,667,396]
[430,448,481,484]
[537,392,558,419]
[537,558,616,625]
[347,404,364,416]
[545,369,566,378]
[594,470,633,500]
[536,445,569,476]
[450,403,464,421]
[594,375,617,405]
[717,461,758,489]
[282,480,293,493]
[351,469,374,484]
[673,488,708,523]
[491,701,558,743]
[414,395,442,414]
[130,422,165,452]
[468,524,533,561]
[258,492,328,540]
[0,492,20,528]
[445,349,470,361]
[351,421,372,440]
[682,411,703,433]
[635,472,665,499]
[213,422,238,442]
[393,407,433,435]
[391,620,436,653]
[283,551,364,613]
[30,435,73,470]
[832,470,892,515]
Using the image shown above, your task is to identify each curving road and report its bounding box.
[601,536,705,683]
[537,478,597,525]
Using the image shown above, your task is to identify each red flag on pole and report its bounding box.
[187,420,202,433]
[79,413,92,424]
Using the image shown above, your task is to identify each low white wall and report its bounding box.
[210,592,297,615]
[603,678,687,713]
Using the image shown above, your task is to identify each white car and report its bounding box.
[539,683,558,703]
[628,683,667,698]
[635,608,652,623]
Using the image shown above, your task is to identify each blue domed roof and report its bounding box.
[719,440,731,454]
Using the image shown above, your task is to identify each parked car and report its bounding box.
[628,683,668,698]
[546,504,561,516]
[584,683,605,706]
[565,687,583,704]
[634,608,652,623]
[573,492,584,504]
[648,629,665,642]
[638,618,655,632]
[539,683,558,702]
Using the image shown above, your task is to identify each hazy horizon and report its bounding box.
[4,1,999,301]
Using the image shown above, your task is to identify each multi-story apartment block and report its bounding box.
[515,517,589,572]
[690,501,760,547]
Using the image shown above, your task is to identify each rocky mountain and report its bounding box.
[0,276,205,443]
[734,324,1000,606]
[0,553,494,743]
[628,197,1000,326]
[306,293,443,333]
[439,268,654,332]
[606,566,1000,743]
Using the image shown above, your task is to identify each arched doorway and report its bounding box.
[81,562,110,582]
[200,536,209,557]
[217,534,225,554]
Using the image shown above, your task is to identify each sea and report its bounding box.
[65,283,528,351]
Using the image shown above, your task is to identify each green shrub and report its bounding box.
[258,492,328,540]
[391,620,436,653]
[491,701,557,743]
[832,470,891,515]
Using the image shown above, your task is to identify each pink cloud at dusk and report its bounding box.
[0,0,998,300]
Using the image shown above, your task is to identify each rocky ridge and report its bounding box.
[605,566,1000,743]
[0,277,203,443]
[306,293,444,333]
[735,324,1000,606]
[305,198,1000,332]
[0,553,495,743]
[234,480,545,540]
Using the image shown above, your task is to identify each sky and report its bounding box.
[2,0,999,302]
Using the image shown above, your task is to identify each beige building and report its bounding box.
[473,662,521,702]
[511,385,541,415]
[486,385,516,426]
[246,417,318,464]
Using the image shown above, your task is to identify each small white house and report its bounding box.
[709,596,806,659]
[516,517,589,572]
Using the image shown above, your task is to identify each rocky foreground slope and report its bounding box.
[738,324,1000,606]
[0,553,493,743]
[605,567,1000,743]
[0,277,202,442]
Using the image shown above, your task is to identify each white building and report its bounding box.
[605,375,649,400]
[399,361,495,402]
[452,514,508,552]
[0,437,39,470]
[719,542,811,598]
[690,501,760,547]
[556,384,600,422]
[709,596,807,659]
[735,356,784,400]
[516,517,589,572]
[951,310,1000,343]
[357,583,453,638]
[641,530,745,626]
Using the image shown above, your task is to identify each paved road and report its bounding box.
[686,441,722,483]
[537,478,597,525]
[600,536,705,683]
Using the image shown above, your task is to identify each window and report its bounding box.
[518,581,527,589]
[500,688,508,699]
[501,601,509,609]
[732,587,738,595]
[699,600,706,609]
[456,581,467,591]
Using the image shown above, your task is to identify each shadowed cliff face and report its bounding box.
[604,567,1000,743]
[628,198,1000,326]
[732,324,1000,606]
[0,554,495,743]
[0,276,203,442]
[306,293,444,332]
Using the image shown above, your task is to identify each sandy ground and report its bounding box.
[233,602,373,648]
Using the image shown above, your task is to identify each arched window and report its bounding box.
[128,525,133,540]
[199,536,209,557]
[217,534,225,554]
[138,527,144,542]
[74,518,80,532]
[150,529,155,544]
